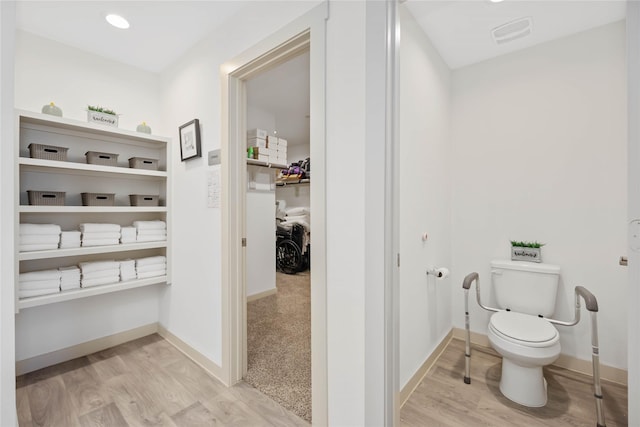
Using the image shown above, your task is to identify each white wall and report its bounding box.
[398,6,452,389]
[12,31,164,362]
[451,22,627,369]
[246,190,276,297]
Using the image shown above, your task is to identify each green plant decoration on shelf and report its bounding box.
[510,240,545,248]
[88,105,117,115]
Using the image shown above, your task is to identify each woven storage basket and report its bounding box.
[28,144,68,161]
[27,190,65,206]
[81,192,115,206]
[85,151,118,167]
[129,194,159,207]
[128,157,158,171]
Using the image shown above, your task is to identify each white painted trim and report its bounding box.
[451,328,628,385]
[399,330,452,408]
[15,323,158,376]
[246,288,277,302]
[157,324,225,385]
[221,4,328,425]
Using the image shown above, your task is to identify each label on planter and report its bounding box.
[87,111,118,127]
[511,247,541,263]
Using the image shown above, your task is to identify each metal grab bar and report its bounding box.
[461,272,606,427]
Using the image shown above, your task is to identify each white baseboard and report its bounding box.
[246,288,277,302]
[157,324,226,386]
[400,330,453,407]
[16,323,159,376]
[452,327,627,385]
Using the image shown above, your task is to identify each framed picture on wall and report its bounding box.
[179,119,201,161]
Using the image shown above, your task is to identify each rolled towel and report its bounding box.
[79,260,120,273]
[133,220,166,230]
[60,231,81,249]
[80,223,121,233]
[120,227,137,244]
[19,288,60,299]
[81,276,120,288]
[81,268,121,280]
[136,256,166,267]
[81,232,122,240]
[19,279,61,291]
[20,234,61,245]
[136,235,167,243]
[81,239,120,247]
[19,269,61,282]
[136,263,167,274]
[137,270,166,279]
[19,244,59,252]
[20,223,61,235]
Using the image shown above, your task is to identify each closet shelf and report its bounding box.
[19,241,168,261]
[17,276,169,309]
[246,158,288,169]
[19,206,168,213]
[19,157,167,178]
[276,179,310,186]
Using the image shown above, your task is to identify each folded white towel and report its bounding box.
[19,288,60,298]
[61,274,81,283]
[20,269,61,282]
[136,263,167,274]
[120,259,135,268]
[136,256,167,267]
[19,244,59,252]
[20,234,61,245]
[20,223,61,235]
[80,223,121,233]
[136,235,167,243]
[81,239,120,247]
[283,214,310,222]
[286,207,310,216]
[137,270,166,279]
[81,276,120,288]
[79,261,119,273]
[137,231,167,238]
[120,272,137,282]
[82,268,121,280]
[59,266,80,276]
[19,279,61,291]
[120,227,137,244]
[60,231,81,240]
[60,231,81,249]
[133,220,166,231]
[81,231,122,240]
[60,282,81,291]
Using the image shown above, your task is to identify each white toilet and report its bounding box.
[487,259,561,407]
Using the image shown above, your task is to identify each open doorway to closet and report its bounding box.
[243,49,312,422]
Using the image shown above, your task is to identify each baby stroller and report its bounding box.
[276,222,309,274]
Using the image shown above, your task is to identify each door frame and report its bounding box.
[220,5,328,425]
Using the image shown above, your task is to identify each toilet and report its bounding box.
[487,259,561,407]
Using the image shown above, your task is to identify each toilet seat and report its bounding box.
[490,311,559,348]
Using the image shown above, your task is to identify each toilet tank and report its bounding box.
[491,259,561,317]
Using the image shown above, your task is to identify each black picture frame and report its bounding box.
[179,119,202,161]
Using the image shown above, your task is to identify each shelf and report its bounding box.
[19,157,167,178]
[17,276,168,309]
[276,179,310,186]
[20,206,167,213]
[19,241,167,261]
[247,159,288,169]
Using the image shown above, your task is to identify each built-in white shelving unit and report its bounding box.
[15,109,172,311]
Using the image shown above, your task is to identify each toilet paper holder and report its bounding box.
[426,267,449,278]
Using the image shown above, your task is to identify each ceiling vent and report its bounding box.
[492,17,533,45]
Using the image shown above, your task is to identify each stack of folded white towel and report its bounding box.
[79,260,120,288]
[136,256,166,279]
[120,259,136,282]
[80,223,121,247]
[18,269,61,298]
[59,266,81,291]
[120,227,137,244]
[281,207,311,254]
[134,221,167,242]
[19,223,61,252]
[60,231,81,249]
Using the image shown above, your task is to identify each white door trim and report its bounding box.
[220,4,328,425]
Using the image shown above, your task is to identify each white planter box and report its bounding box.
[87,110,118,127]
[511,246,542,263]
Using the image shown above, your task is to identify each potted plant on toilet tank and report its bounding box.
[510,240,544,263]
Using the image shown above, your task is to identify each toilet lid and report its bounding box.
[490,311,558,343]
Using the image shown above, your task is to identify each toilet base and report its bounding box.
[499,358,548,407]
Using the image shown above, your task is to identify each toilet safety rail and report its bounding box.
[462,272,606,427]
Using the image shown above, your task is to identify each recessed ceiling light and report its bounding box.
[105,14,130,30]
[490,0,505,3]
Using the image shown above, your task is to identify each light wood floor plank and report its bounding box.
[26,375,81,427]
[78,402,128,427]
[170,401,219,426]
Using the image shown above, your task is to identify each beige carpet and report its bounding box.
[245,271,311,422]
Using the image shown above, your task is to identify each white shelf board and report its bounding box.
[19,241,167,260]
[20,205,167,213]
[246,159,288,169]
[19,157,167,178]
[17,276,168,310]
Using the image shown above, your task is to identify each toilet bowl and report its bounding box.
[488,310,561,407]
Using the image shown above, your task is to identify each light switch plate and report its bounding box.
[208,149,221,166]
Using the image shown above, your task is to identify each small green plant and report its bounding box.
[88,105,117,115]
[510,240,545,248]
